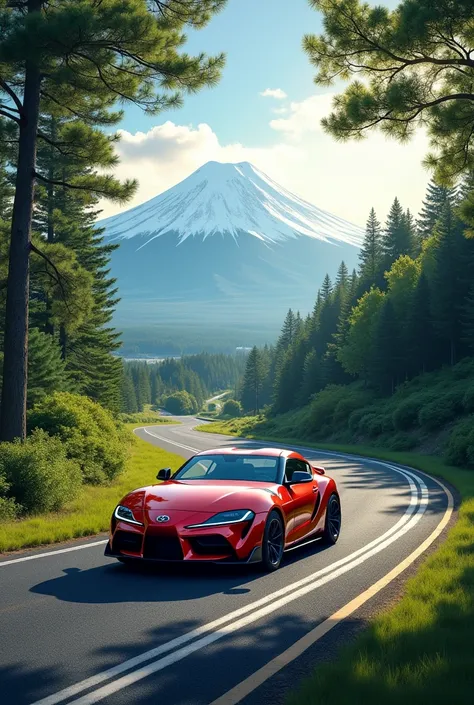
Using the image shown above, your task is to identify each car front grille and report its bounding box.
[143,533,183,560]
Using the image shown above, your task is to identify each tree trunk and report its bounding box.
[0,21,42,441]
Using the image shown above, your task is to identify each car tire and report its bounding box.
[322,493,341,545]
[261,510,285,572]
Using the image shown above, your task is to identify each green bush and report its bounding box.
[308,385,349,434]
[163,391,198,415]
[0,472,20,521]
[28,392,128,485]
[444,416,474,468]
[392,396,424,431]
[0,429,82,513]
[418,391,461,430]
[208,402,217,412]
[347,408,369,434]
[462,385,474,413]
[386,432,418,451]
[332,389,375,428]
[222,399,242,417]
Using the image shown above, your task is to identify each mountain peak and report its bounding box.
[100,161,364,247]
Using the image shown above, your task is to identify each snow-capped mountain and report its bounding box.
[100,161,363,247]
[100,162,364,353]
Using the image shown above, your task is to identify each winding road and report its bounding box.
[0,417,453,705]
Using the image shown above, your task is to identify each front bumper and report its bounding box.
[105,511,267,565]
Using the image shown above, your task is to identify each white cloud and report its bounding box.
[99,92,431,228]
[260,88,287,100]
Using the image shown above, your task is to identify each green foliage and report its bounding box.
[27,392,127,484]
[241,346,269,414]
[359,207,383,288]
[163,390,198,415]
[444,416,474,468]
[304,0,474,185]
[222,399,242,417]
[0,429,82,514]
[0,472,19,521]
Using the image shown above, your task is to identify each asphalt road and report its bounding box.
[0,418,452,705]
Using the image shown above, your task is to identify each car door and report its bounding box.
[284,458,319,543]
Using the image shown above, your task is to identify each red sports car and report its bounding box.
[105,446,341,572]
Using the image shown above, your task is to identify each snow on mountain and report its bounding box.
[99,161,364,247]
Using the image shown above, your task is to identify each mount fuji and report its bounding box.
[100,161,364,354]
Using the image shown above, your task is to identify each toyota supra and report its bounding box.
[104,446,341,572]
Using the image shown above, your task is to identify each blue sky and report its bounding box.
[108,0,428,226]
[120,0,321,145]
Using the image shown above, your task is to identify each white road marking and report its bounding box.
[31,464,428,705]
[0,540,108,568]
[209,478,454,705]
[138,427,200,453]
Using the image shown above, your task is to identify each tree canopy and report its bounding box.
[304,0,474,184]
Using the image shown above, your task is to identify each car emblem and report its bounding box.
[156,515,170,523]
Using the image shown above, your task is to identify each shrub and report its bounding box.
[386,432,418,451]
[0,429,82,513]
[332,389,375,428]
[392,397,424,431]
[462,384,474,413]
[418,391,461,430]
[444,416,474,468]
[163,391,198,415]
[0,472,20,521]
[222,399,242,417]
[307,385,350,434]
[347,408,369,434]
[208,402,217,412]
[28,392,128,485]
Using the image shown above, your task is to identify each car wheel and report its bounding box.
[322,493,341,545]
[261,510,284,572]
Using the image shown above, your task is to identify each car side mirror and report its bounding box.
[312,465,325,475]
[288,471,313,484]
[157,468,171,481]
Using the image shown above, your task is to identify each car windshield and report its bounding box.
[174,454,280,483]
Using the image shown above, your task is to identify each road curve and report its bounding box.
[0,417,452,705]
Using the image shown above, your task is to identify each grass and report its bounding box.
[0,425,184,553]
[197,419,474,705]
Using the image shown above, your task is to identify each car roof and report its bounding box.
[196,447,300,459]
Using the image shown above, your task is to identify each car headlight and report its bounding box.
[185,509,255,529]
[114,505,144,526]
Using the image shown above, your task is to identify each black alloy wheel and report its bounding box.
[261,510,285,572]
[322,494,341,545]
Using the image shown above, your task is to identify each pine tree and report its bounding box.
[371,299,402,393]
[383,198,413,269]
[359,208,383,287]
[25,328,69,406]
[335,261,349,289]
[241,347,267,415]
[121,370,138,414]
[297,350,322,406]
[417,179,455,242]
[461,282,474,353]
[408,273,437,375]
[0,0,226,441]
[321,274,333,301]
[431,203,474,365]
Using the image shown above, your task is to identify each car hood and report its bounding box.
[144,480,278,513]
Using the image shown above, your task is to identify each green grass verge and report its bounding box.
[196,420,474,705]
[0,425,184,553]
